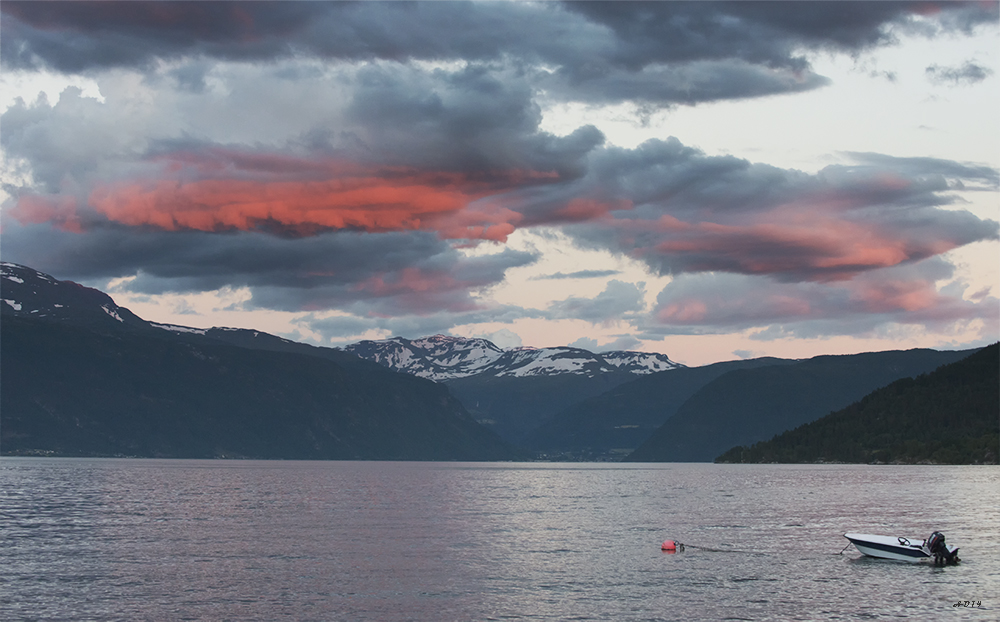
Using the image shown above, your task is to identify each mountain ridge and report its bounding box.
[3,261,986,462]
[715,344,999,464]
[624,347,980,462]
[0,262,516,460]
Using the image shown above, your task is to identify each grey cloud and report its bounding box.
[546,279,646,323]
[250,247,538,315]
[549,139,1000,283]
[927,61,994,85]
[643,256,999,338]
[5,1,995,107]
[568,337,599,350]
[1,223,437,288]
[0,61,604,203]
[539,60,830,107]
[5,80,997,299]
[596,335,642,352]
[842,152,999,188]
[344,63,605,174]
[0,220,537,315]
[1,87,131,193]
[0,2,324,72]
[572,2,997,62]
[531,270,621,281]
[297,304,545,347]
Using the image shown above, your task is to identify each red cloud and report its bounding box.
[59,151,560,242]
[643,208,959,282]
[88,177,475,232]
[9,148,611,245]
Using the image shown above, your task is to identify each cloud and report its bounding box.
[566,334,643,352]
[531,270,621,280]
[596,334,642,352]
[0,217,538,317]
[557,142,999,283]
[297,304,545,346]
[83,158,535,242]
[4,1,995,107]
[568,337,599,351]
[474,328,522,349]
[1,2,996,350]
[4,84,996,327]
[645,256,999,339]
[546,279,646,323]
[926,61,994,85]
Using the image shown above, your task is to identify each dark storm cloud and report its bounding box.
[4,1,995,106]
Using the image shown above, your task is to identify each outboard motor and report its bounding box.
[926,531,959,565]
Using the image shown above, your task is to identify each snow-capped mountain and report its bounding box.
[343,335,682,381]
[1,262,148,330]
[344,335,505,380]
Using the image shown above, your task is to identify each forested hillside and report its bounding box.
[716,344,999,464]
[625,348,975,462]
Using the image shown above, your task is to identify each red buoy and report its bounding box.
[661,539,677,551]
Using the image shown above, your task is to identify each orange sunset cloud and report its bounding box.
[11,154,563,242]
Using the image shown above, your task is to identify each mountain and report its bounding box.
[716,344,999,464]
[342,335,681,381]
[1,262,148,330]
[444,371,637,447]
[521,357,795,460]
[0,263,516,460]
[150,323,387,373]
[624,348,977,463]
[342,334,682,444]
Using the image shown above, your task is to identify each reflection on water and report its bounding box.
[1,460,997,621]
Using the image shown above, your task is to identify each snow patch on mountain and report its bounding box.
[151,322,208,335]
[101,304,124,322]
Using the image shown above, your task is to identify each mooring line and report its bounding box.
[678,543,770,556]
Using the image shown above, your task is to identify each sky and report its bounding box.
[1,1,998,367]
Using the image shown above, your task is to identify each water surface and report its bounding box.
[2,459,997,620]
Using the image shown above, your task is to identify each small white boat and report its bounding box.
[844,532,959,564]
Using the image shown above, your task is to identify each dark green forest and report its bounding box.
[716,344,999,465]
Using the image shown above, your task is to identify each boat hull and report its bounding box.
[844,533,930,561]
[844,533,959,563]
